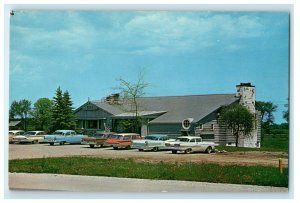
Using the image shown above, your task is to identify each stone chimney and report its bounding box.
[105,93,120,105]
[236,83,256,114]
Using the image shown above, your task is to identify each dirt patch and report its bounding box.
[8,144,288,168]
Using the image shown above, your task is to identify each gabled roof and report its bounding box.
[79,94,238,124]
[136,94,238,123]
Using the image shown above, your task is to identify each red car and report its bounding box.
[104,133,141,149]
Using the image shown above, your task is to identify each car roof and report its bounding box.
[146,134,168,137]
[176,136,201,139]
[54,130,76,133]
[26,131,45,133]
[115,133,140,136]
[9,130,24,133]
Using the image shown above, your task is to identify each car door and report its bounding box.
[196,138,205,151]
[189,138,198,150]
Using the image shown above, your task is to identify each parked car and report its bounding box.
[9,130,25,144]
[165,136,217,154]
[44,130,88,145]
[131,134,171,152]
[104,133,141,149]
[81,132,116,148]
[12,131,46,144]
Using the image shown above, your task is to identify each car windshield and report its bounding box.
[110,134,121,139]
[145,136,159,140]
[53,131,64,135]
[175,138,190,142]
[24,132,36,135]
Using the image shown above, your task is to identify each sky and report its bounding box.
[9,11,289,124]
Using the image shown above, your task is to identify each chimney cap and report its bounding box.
[236,83,255,87]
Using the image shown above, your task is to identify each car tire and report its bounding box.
[59,142,65,145]
[138,149,143,151]
[152,147,158,152]
[185,148,192,154]
[206,146,212,154]
[50,143,54,146]
[113,147,118,150]
[172,150,177,154]
[89,144,95,148]
[126,145,131,150]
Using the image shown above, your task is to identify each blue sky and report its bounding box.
[9,11,289,123]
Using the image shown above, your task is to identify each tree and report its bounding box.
[31,98,53,131]
[9,99,32,131]
[220,103,254,147]
[62,90,76,129]
[255,101,278,134]
[116,72,149,133]
[283,99,289,123]
[255,101,278,124]
[50,87,76,131]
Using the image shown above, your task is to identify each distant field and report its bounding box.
[216,133,289,153]
[261,133,289,151]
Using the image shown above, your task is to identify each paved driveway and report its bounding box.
[8,173,288,194]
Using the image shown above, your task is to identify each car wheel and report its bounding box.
[89,144,95,148]
[185,148,192,154]
[59,142,65,145]
[152,147,158,152]
[126,145,131,150]
[138,149,143,151]
[113,147,118,150]
[206,147,212,154]
[100,144,103,148]
[172,150,177,154]
[50,143,54,146]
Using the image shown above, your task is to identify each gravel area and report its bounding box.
[8,143,288,167]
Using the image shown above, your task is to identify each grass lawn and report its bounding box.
[215,133,289,153]
[9,157,288,187]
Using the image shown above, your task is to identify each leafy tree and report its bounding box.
[31,98,53,132]
[50,87,76,131]
[9,99,32,131]
[283,99,289,123]
[116,72,149,133]
[255,101,278,134]
[220,103,254,147]
[255,101,278,124]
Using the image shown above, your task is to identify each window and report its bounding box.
[183,120,190,129]
[189,138,196,143]
[211,124,214,130]
[196,138,202,142]
[199,124,203,129]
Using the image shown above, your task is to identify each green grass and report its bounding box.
[9,157,288,187]
[215,133,289,153]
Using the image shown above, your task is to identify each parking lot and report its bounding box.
[8,143,288,167]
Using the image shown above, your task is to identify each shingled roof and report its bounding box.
[88,94,238,124]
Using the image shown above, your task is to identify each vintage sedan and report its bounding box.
[9,130,25,144]
[12,131,46,144]
[165,136,217,154]
[104,133,141,150]
[131,134,170,151]
[44,130,88,145]
[81,132,116,148]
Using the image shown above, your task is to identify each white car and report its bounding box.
[165,136,217,154]
[12,131,46,144]
[131,134,171,151]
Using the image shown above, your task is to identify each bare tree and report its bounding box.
[116,71,149,133]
